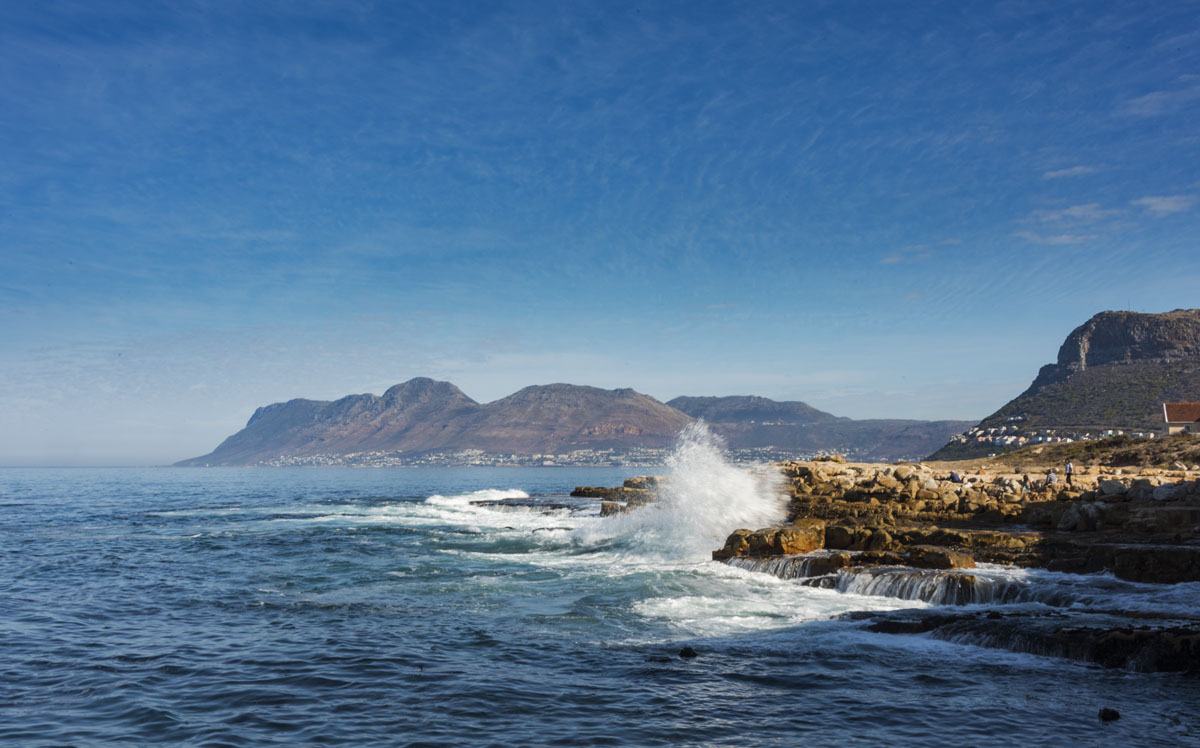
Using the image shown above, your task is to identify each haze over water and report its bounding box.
[3,430,1197,746]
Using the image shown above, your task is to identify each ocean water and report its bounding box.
[3,443,1199,745]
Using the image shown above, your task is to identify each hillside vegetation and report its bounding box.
[930,309,1200,460]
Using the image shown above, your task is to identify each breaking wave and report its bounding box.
[576,421,786,559]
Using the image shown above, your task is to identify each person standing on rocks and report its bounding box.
[1065,461,1074,487]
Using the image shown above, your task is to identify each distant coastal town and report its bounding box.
[256,445,854,468]
[946,415,1160,452]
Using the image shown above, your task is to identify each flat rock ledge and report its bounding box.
[572,476,661,516]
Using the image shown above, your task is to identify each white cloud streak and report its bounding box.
[1030,203,1117,223]
[1131,195,1195,216]
[1042,165,1098,179]
[1015,230,1093,246]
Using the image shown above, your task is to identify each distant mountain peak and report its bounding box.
[178,381,971,465]
[668,395,837,424]
[383,377,477,405]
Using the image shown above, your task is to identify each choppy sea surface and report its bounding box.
[2,461,1199,747]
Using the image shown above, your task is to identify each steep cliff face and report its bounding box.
[931,309,1200,459]
[1033,309,1200,388]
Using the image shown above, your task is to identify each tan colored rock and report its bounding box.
[599,501,624,516]
[856,550,906,566]
[712,529,752,561]
[778,520,826,554]
[874,472,902,491]
[904,546,975,570]
[802,551,854,576]
[622,476,661,490]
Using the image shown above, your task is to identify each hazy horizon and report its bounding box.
[3,2,1199,465]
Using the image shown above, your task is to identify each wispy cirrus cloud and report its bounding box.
[1131,195,1195,216]
[880,245,933,265]
[1030,203,1117,223]
[1042,165,1099,180]
[1119,84,1200,117]
[1014,230,1093,246]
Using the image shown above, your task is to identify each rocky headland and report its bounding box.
[933,308,1200,459]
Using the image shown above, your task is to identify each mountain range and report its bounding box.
[177,380,971,466]
[930,308,1200,459]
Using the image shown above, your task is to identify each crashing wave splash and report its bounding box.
[577,421,787,559]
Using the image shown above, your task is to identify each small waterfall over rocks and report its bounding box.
[827,567,1034,606]
[726,553,847,580]
[727,554,1048,606]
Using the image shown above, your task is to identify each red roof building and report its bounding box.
[1163,402,1200,434]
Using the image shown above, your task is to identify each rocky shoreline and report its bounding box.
[579,441,1200,672]
[713,455,1200,583]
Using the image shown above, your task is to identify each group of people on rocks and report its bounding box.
[952,462,1078,495]
[1020,461,1074,493]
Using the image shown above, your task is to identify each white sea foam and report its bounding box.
[424,488,529,507]
[246,488,548,533]
[630,561,927,638]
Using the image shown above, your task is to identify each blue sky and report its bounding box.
[2,1,1199,465]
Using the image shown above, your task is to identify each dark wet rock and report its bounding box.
[857,609,1200,673]
[623,476,662,490]
[576,479,660,516]
[471,499,572,512]
[570,486,653,502]
[678,646,698,659]
[1031,539,1200,584]
[1099,707,1120,722]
